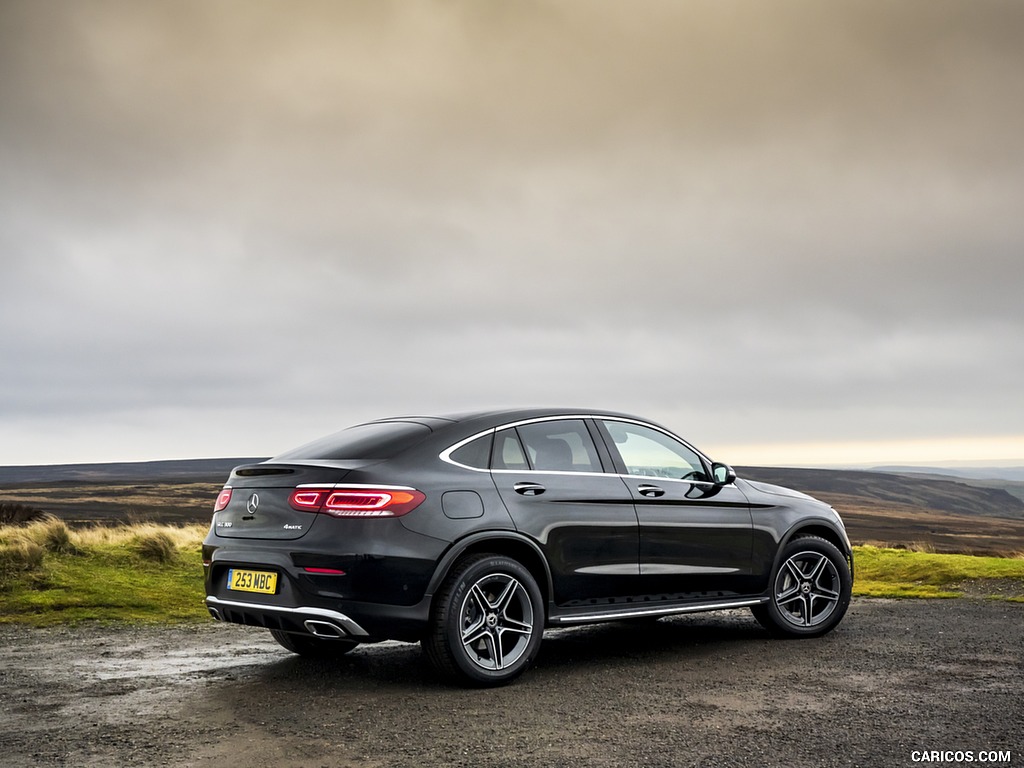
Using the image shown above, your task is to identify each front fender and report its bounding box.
[771,519,855,583]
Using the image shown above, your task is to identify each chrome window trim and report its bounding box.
[492,468,621,479]
[438,414,721,482]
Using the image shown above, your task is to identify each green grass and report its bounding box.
[852,545,1024,599]
[2,521,1023,626]
[0,519,208,626]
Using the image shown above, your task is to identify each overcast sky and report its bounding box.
[2,0,1022,467]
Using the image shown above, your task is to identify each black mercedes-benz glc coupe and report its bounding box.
[203,408,853,685]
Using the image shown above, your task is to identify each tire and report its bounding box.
[423,553,545,687]
[269,629,360,658]
[751,535,852,638]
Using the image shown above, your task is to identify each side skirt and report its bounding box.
[548,596,768,626]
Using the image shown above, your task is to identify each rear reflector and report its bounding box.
[303,567,346,575]
[214,487,233,512]
[288,487,425,517]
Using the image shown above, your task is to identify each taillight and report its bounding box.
[214,487,232,512]
[323,490,425,517]
[289,490,325,510]
[288,487,425,518]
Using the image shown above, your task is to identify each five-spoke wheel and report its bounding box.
[752,536,851,637]
[773,549,842,627]
[424,554,544,686]
[458,571,535,671]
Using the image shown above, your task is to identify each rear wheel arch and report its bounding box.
[427,534,552,617]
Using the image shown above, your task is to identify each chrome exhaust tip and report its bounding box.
[303,619,346,638]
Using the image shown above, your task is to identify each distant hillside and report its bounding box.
[871,467,1024,504]
[0,458,266,486]
[873,465,1024,483]
[0,459,266,526]
[737,466,1024,520]
[3,460,1024,554]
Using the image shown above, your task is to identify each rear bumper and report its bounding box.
[204,593,434,642]
[205,596,370,638]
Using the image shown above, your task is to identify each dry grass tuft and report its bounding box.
[1,520,206,557]
[53,522,206,551]
[132,529,178,563]
[33,516,79,555]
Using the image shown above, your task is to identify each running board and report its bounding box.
[549,596,768,625]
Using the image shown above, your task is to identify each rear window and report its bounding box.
[272,422,432,461]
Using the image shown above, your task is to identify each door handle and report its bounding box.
[637,484,665,498]
[513,482,546,496]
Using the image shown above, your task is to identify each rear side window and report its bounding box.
[273,422,432,461]
[515,419,602,473]
[448,433,493,470]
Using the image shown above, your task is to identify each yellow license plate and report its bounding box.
[227,568,278,594]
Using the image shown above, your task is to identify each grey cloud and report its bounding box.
[2,0,1023,463]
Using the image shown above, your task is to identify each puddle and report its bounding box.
[82,643,282,681]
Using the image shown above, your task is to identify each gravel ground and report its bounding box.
[1,599,1021,768]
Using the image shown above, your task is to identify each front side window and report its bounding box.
[515,419,601,473]
[602,420,708,481]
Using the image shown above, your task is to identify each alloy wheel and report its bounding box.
[773,550,842,628]
[458,572,535,671]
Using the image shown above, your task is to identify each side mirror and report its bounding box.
[712,462,736,485]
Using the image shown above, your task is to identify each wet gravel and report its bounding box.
[0,599,1021,767]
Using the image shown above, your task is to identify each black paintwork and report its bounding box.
[203,408,853,642]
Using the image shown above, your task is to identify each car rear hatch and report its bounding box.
[213,462,361,540]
